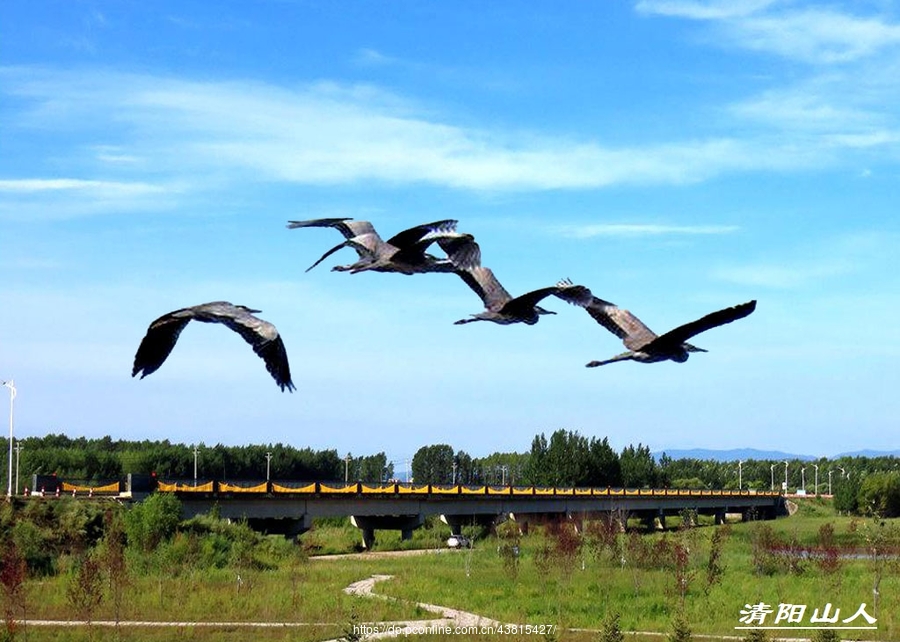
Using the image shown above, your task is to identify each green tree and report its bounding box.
[524,433,548,486]
[620,444,658,488]
[833,474,861,513]
[668,613,692,642]
[67,553,103,624]
[858,471,900,517]
[598,611,624,642]
[587,437,622,487]
[411,444,455,484]
[124,493,182,552]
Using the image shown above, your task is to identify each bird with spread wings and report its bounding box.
[287,217,480,275]
[580,298,757,366]
[453,266,593,325]
[132,302,295,392]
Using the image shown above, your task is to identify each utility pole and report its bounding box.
[2,380,16,499]
[14,442,22,495]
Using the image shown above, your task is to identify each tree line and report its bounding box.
[412,432,662,488]
[0,434,390,486]
[2,431,897,514]
[410,430,899,498]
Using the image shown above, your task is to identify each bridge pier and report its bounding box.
[441,513,500,538]
[350,514,424,549]
[246,515,312,539]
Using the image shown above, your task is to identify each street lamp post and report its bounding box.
[2,380,15,499]
[265,452,272,481]
[783,461,789,492]
[738,460,744,490]
[813,464,819,496]
[193,445,200,485]
[828,469,834,495]
[801,467,806,493]
[770,464,775,491]
[14,442,22,496]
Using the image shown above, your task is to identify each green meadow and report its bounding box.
[2,497,898,641]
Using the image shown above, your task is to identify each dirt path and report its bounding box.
[316,574,502,641]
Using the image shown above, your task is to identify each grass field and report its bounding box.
[7,498,899,641]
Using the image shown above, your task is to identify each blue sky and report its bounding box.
[1,0,898,466]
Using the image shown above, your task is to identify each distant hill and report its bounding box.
[833,449,900,458]
[654,448,816,462]
[654,447,900,462]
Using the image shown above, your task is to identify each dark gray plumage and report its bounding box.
[583,299,757,366]
[132,302,295,392]
[454,268,593,325]
[287,217,480,274]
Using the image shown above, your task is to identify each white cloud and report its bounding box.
[733,9,900,64]
[0,67,842,202]
[353,48,398,67]
[0,178,164,195]
[636,0,775,21]
[0,177,181,220]
[555,223,739,239]
[638,2,900,64]
[714,232,894,288]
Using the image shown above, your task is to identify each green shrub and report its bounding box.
[598,611,624,642]
[668,613,692,642]
[742,629,768,642]
[124,492,182,552]
[858,472,900,517]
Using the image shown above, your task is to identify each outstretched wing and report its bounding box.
[305,233,381,272]
[642,300,757,353]
[132,310,193,379]
[584,298,658,350]
[434,234,481,270]
[507,278,593,313]
[455,266,512,309]
[385,219,457,250]
[552,279,593,308]
[218,308,296,392]
[286,217,377,239]
[132,302,295,392]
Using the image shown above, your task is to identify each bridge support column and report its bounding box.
[714,510,726,525]
[350,515,424,549]
[247,515,312,539]
[441,513,500,537]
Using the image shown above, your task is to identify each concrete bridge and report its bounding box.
[116,477,785,548]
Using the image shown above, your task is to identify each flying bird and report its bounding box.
[287,217,480,275]
[454,267,593,325]
[132,302,295,392]
[582,298,757,366]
